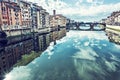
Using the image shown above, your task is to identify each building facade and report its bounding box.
[0,1,23,37]
[7,2,22,29]
[40,9,46,28]
[36,6,42,29]
[0,1,10,30]
[45,12,50,28]
[102,11,120,26]
[50,11,67,27]
[19,0,31,28]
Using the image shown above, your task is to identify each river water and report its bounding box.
[4,31,120,80]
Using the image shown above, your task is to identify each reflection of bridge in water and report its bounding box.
[69,22,106,31]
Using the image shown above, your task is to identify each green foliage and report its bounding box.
[14,51,42,67]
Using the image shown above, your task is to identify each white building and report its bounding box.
[40,9,46,28]
[37,6,43,29]
[45,12,50,28]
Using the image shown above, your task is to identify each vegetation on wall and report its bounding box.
[14,51,42,67]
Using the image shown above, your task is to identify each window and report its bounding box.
[2,57,5,60]
[2,16,7,19]
[3,21,7,25]
[2,7,6,11]
[2,16,4,19]
[3,61,5,64]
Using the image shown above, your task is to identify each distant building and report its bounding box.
[114,11,120,26]
[100,19,107,23]
[50,10,67,27]
[102,10,120,26]
[49,10,67,40]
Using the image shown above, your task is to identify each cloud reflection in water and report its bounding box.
[4,31,120,80]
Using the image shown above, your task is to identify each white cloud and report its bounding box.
[75,0,83,6]
[87,0,94,3]
[87,0,104,4]
[105,61,119,72]
[43,42,55,59]
[72,47,99,61]
[61,2,120,16]
[27,0,120,21]
[4,66,31,80]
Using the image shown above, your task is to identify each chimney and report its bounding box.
[53,10,56,15]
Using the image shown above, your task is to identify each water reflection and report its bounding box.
[4,31,120,80]
[105,30,120,44]
[80,26,90,29]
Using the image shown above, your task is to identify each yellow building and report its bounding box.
[50,14,67,27]
[50,10,67,41]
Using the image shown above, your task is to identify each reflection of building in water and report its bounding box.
[105,25,120,44]
[50,10,67,41]
[106,32,120,43]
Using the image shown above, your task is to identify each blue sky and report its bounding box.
[28,0,120,22]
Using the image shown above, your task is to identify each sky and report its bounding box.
[27,0,120,22]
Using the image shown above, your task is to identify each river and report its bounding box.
[4,31,120,80]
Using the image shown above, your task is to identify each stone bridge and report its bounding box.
[68,22,106,31]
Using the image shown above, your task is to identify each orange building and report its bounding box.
[7,2,22,29]
[50,10,67,27]
[0,1,9,30]
[0,1,22,30]
[49,10,67,41]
